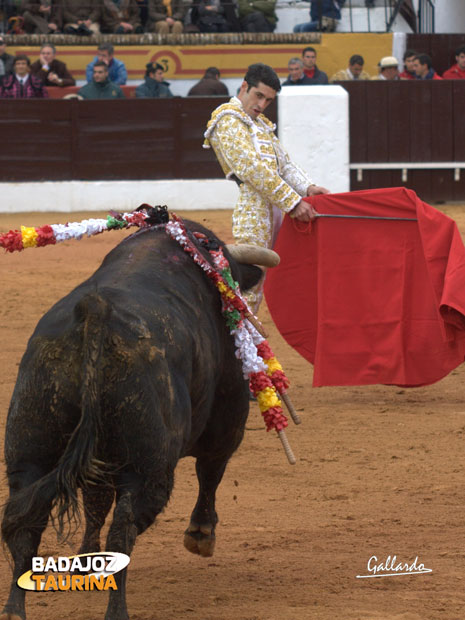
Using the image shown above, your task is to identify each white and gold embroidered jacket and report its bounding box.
[204,96,312,250]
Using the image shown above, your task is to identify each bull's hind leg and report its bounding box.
[78,484,115,554]
[1,465,54,620]
[104,469,175,620]
[184,457,229,557]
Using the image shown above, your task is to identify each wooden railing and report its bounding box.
[0,97,277,182]
[1,81,464,203]
[340,80,465,202]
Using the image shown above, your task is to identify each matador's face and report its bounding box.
[238,81,276,120]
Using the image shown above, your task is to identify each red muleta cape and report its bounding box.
[264,187,465,387]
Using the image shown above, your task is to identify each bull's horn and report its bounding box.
[225,244,280,268]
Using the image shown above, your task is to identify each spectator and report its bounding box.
[30,43,75,87]
[147,0,186,33]
[2,1,19,29]
[187,66,229,96]
[0,57,5,78]
[0,54,48,98]
[62,0,102,35]
[100,0,143,34]
[6,13,26,34]
[371,56,400,81]
[86,43,127,85]
[237,0,276,32]
[188,0,240,33]
[0,35,14,76]
[413,53,442,80]
[330,54,371,82]
[135,0,149,29]
[294,0,345,33]
[399,48,417,80]
[135,62,173,97]
[443,45,465,80]
[78,61,125,99]
[301,46,328,84]
[282,58,314,86]
[21,1,62,34]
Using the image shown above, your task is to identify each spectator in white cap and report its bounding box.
[372,56,400,80]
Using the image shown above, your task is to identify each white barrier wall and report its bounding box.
[0,87,349,213]
[0,180,239,214]
[423,0,465,33]
[278,85,349,194]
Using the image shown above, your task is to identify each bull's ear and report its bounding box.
[238,264,263,292]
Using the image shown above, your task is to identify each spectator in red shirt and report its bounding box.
[399,49,417,80]
[0,55,49,98]
[301,46,328,84]
[443,45,465,80]
[413,54,442,80]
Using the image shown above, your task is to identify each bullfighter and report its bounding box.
[204,62,329,309]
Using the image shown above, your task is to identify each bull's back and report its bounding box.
[8,227,231,457]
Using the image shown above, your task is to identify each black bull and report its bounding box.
[1,220,263,620]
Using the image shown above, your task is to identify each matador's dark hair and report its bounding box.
[244,63,281,93]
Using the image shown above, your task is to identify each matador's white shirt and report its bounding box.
[204,96,313,250]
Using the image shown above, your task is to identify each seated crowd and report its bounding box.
[0,0,380,36]
[1,36,464,99]
[282,46,465,85]
[1,0,280,36]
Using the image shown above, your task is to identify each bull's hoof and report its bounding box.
[183,522,216,557]
[0,613,25,620]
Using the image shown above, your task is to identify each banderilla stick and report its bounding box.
[314,214,418,222]
[280,391,301,425]
[245,312,268,339]
[278,430,296,465]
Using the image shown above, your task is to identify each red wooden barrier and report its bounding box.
[0,84,463,204]
[45,86,137,98]
[340,80,465,203]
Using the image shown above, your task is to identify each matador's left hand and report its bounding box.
[307,185,330,196]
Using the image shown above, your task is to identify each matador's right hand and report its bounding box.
[289,200,319,222]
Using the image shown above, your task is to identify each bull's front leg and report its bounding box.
[184,456,229,558]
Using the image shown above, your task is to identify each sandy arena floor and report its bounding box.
[1,205,465,620]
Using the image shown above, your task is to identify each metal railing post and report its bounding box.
[386,0,406,32]
[348,0,353,32]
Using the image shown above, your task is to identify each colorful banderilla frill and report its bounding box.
[0,209,163,253]
[165,214,299,464]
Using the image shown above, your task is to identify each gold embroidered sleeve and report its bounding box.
[212,115,302,213]
[275,137,313,196]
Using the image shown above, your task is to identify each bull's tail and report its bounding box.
[54,293,111,537]
[2,293,110,544]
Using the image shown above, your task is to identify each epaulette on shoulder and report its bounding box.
[203,102,253,148]
[257,114,276,132]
